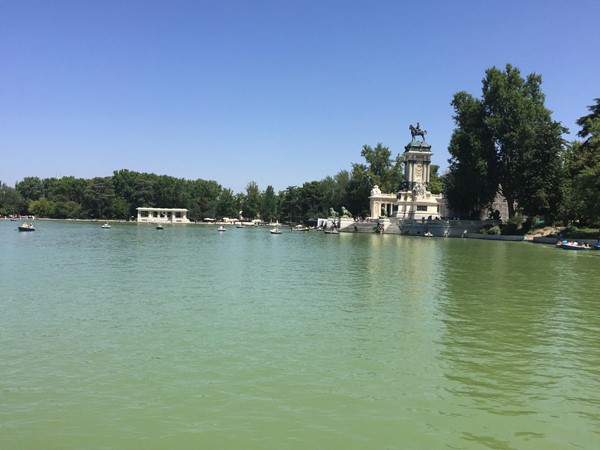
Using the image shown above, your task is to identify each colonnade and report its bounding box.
[136,207,190,223]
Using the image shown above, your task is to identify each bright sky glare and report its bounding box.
[2,0,599,193]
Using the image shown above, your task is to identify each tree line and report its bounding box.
[0,152,442,223]
[1,64,598,227]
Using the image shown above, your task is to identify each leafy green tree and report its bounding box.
[45,176,87,203]
[561,98,600,225]
[112,169,141,216]
[332,170,350,210]
[242,181,261,220]
[0,181,25,215]
[577,98,600,140]
[446,91,499,218]
[279,186,302,224]
[16,177,44,202]
[132,177,155,209]
[28,198,55,217]
[429,165,443,194]
[153,175,187,208]
[447,64,566,219]
[186,179,221,221]
[360,143,403,193]
[260,185,278,223]
[298,181,324,220]
[215,188,238,219]
[84,177,114,219]
[344,163,371,217]
[53,200,81,219]
[109,197,129,219]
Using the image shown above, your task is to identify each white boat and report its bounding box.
[102,223,111,229]
[423,231,433,237]
[156,224,164,230]
[291,224,309,231]
[217,226,226,232]
[270,227,282,234]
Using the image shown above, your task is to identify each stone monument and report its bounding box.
[369,123,443,220]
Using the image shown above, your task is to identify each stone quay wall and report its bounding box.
[339,217,498,237]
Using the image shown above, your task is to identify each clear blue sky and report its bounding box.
[2,0,599,193]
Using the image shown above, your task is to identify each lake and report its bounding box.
[1,220,599,449]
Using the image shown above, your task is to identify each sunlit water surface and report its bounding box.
[1,220,599,449]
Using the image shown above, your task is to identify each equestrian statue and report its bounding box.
[409,122,427,141]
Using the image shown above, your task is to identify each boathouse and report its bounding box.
[136,207,190,224]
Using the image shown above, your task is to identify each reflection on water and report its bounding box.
[1,221,599,449]
[438,240,600,448]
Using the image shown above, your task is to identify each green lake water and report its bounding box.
[1,220,599,449]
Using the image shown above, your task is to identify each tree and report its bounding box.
[576,98,600,141]
[84,177,114,219]
[444,90,498,218]
[28,198,55,217]
[186,179,221,221]
[242,181,261,220]
[561,98,600,225]
[109,196,130,219]
[360,143,403,193]
[429,165,443,195]
[215,188,238,219]
[0,182,24,215]
[53,201,81,219]
[132,177,155,209]
[260,185,278,223]
[298,181,324,220]
[344,163,371,217]
[45,176,87,203]
[16,177,44,202]
[279,186,302,224]
[446,64,566,219]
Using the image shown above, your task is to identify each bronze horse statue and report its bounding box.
[409,123,427,141]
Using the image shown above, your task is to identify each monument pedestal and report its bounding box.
[368,126,443,223]
[395,139,441,220]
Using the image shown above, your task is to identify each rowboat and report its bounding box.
[18,223,35,232]
[557,240,591,250]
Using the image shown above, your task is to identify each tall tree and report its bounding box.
[279,186,302,224]
[563,98,600,225]
[445,90,498,218]
[0,181,24,215]
[84,177,114,219]
[215,188,238,219]
[429,165,443,195]
[28,198,55,217]
[260,185,278,223]
[447,64,566,219]
[186,179,221,221]
[360,143,403,193]
[45,176,86,203]
[16,176,44,202]
[344,163,371,218]
[298,181,324,220]
[242,181,261,220]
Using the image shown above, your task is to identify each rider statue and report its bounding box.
[409,122,427,142]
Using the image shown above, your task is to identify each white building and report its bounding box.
[136,207,190,223]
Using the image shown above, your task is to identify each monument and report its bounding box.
[369,123,444,221]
